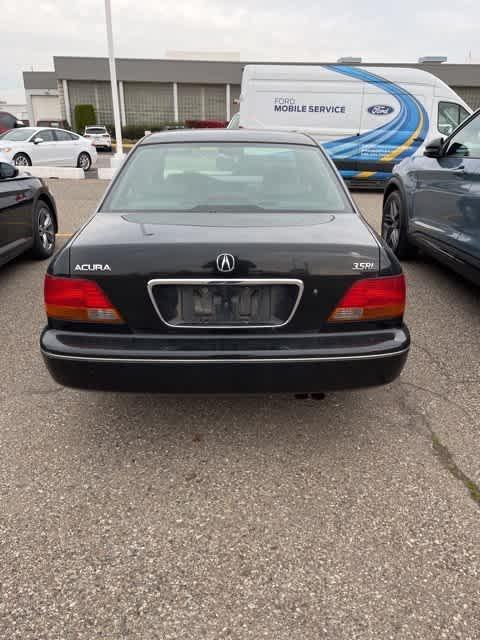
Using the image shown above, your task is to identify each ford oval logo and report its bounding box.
[368,104,395,116]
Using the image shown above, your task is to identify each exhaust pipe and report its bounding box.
[294,393,325,400]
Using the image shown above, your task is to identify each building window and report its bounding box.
[68,81,113,127]
[453,87,480,111]
[124,82,174,125]
[204,85,227,120]
[178,84,203,121]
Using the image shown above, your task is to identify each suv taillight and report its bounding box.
[44,275,124,324]
[328,275,406,322]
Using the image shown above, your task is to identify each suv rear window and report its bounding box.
[102,142,352,214]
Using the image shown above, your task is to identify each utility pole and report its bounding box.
[104,0,124,163]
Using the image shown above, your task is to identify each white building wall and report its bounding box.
[25,89,60,125]
[31,95,61,123]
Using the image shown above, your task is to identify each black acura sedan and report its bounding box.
[41,130,409,393]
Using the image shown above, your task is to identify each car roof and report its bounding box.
[141,129,317,146]
[2,127,75,138]
[36,126,75,133]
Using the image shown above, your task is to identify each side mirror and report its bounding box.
[424,137,444,158]
[0,162,18,179]
[33,137,44,145]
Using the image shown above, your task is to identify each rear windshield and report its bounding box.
[0,128,36,141]
[86,127,107,134]
[102,142,352,213]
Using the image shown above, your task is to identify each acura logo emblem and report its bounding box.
[216,253,235,273]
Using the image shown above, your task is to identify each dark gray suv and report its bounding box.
[382,109,480,285]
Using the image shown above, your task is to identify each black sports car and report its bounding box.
[40,130,409,393]
[0,161,57,267]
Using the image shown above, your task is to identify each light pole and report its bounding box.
[104,0,124,163]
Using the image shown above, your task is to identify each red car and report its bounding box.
[185,119,228,129]
[0,111,25,134]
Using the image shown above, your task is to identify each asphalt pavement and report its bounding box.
[85,151,115,178]
[0,181,479,639]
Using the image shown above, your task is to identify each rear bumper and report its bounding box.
[40,326,410,393]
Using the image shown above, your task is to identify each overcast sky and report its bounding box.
[1,0,479,102]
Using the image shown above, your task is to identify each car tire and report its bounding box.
[77,152,91,171]
[13,152,31,167]
[382,190,417,259]
[31,201,56,260]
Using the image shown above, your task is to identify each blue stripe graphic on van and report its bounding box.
[321,65,429,179]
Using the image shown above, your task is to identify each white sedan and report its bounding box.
[0,127,97,171]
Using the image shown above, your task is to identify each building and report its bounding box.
[22,71,61,125]
[23,56,480,129]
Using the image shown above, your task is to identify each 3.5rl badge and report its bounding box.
[352,261,376,271]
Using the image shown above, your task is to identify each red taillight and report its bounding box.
[44,275,124,323]
[328,274,406,322]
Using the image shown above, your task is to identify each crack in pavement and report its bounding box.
[431,433,480,508]
[397,379,480,510]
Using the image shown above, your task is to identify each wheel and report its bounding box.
[77,152,91,171]
[382,190,417,259]
[31,201,56,259]
[13,153,31,167]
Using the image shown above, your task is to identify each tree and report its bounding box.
[74,104,96,132]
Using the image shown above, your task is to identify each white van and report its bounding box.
[238,65,472,185]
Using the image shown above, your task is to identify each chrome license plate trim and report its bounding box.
[147,278,304,329]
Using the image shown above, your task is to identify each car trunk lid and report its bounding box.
[69,211,380,331]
